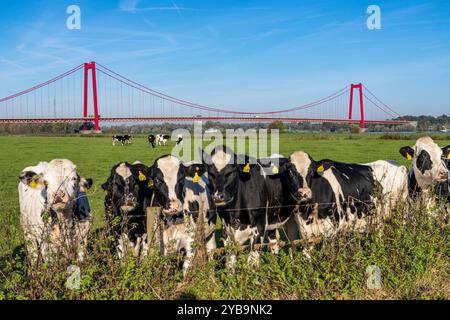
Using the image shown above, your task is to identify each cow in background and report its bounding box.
[156,134,170,146]
[112,135,132,146]
[18,160,93,264]
[102,161,153,259]
[148,134,156,148]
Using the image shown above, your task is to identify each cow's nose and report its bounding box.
[54,190,68,204]
[298,188,312,199]
[438,170,449,179]
[213,192,225,202]
[169,199,180,210]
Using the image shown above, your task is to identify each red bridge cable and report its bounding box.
[0,64,84,103]
[362,85,401,118]
[96,62,350,115]
[97,67,349,116]
[362,93,397,119]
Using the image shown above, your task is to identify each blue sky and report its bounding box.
[0,0,449,116]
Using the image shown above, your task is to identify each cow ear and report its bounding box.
[237,155,256,174]
[199,148,212,167]
[131,165,151,182]
[442,145,450,160]
[19,171,43,188]
[101,181,109,191]
[315,159,334,174]
[185,163,205,178]
[399,146,414,160]
[82,178,93,190]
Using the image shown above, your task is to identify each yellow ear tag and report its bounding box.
[447,154,450,160]
[148,178,154,188]
[243,163,250,173]
[406,154,412,161]
[271,166,279,174]
[138,171,147,181]
[29,180,37,188]
[317,165,325,173]
[193,172,200,183]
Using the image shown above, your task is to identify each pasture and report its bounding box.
[1,133,449,299]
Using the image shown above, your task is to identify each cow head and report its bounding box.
[19,159,89,213]
[399,137,450,188]
[102,162,152,214]
[278,151,333,203]
[150,155,184,214]
[201,145,258,207]
[182,162,209,216]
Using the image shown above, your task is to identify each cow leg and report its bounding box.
[182,242,194,277]
[247,230,261,268]
[140,234,148,260]
[134,236,142,258]
[205,234,216,260]
[74,219,91,263]
[284,214,300,241]
[266,229,280,254]
[223,237,237,272]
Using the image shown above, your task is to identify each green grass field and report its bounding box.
[1,133,449,299]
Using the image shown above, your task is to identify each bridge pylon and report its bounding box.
[83,61,100,131]
[348,83,365,129]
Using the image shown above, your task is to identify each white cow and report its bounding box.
[18,159,93,264]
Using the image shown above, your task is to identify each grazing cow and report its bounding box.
[102,161,153,259]
[149,155,216,276]
[399,136,450,211]
[18,160,93,264]
[176,134,183,145]
[156,134,170,146]
[112,135,132,146]
[201,146,291,268]
[148,134,156,148]
[280,151,408,240]
[123,134,132,144]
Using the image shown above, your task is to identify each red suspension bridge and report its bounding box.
[0,61,409,130]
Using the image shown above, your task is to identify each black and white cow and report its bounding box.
[399,136,450,212]
[149,155,216,276]
[279,151,408,240]
[102,161,153,259]
[201,146,293,267]
[148,134,156,148]
[156,134,170,146]
[18,160,93,264]
[112,135,132,146]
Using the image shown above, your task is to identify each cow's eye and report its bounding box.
[225,171,234,178]
[72,177,78,182]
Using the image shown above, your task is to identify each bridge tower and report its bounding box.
[348,83,365,129]
[83,61,100,131]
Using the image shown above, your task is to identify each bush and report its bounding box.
[1,199,449,300]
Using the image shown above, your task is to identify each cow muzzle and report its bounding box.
[292,188,312,203]
[437,169,449,182]
[213,192,233,207]
[162,199,182,214]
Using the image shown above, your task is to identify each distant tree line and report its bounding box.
[0,115,448,135]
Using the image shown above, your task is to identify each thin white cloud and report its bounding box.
[119,0,188,13]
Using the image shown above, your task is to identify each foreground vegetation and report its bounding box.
[0,133,449,299]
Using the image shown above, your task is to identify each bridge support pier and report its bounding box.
[83,61,100,131]
[348,83,365,129]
